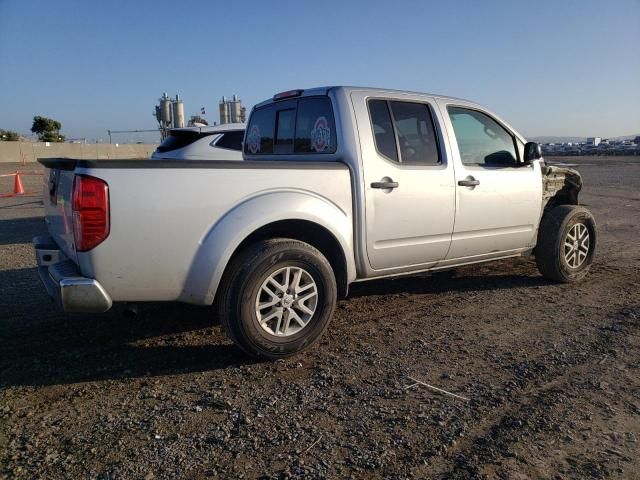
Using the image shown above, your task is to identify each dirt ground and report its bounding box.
[1,156,639,479]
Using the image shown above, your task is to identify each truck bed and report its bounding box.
[39,158,353,306]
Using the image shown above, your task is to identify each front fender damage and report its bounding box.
[541,164,582,209]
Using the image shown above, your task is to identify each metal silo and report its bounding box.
[172,94,185,128]
[160,93,172,124]
[231,94,242,123]
[219,96,230,125]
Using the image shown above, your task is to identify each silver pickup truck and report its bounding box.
[35,86,596,358]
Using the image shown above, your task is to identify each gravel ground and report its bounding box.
[1,157,639,479]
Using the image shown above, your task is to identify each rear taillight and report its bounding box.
[72,175,109,251]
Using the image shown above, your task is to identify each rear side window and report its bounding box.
[369,100,398,162]
[368,99,440,164]
[157,131,212,153]
[213,130,244,151]
[245,96,336,155]
[389,102,440,164]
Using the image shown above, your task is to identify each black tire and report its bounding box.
[535,205,596,283]
[216,239,337,359]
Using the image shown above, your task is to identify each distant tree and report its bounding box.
[31,116,65,142]
[0,129,20,141]
[39,131,66,142]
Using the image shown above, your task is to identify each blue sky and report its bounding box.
[1,0,638,141]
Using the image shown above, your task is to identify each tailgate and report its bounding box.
[39,159,78,263]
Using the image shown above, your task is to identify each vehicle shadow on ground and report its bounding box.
[348,259,549,298]
[0,216,45,245]
[0,293,254,387]
[1,260,549,388]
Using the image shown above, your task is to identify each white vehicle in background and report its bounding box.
[151,123,245,160]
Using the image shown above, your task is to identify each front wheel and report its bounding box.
[216,239,337,359]
[535,205,597,283]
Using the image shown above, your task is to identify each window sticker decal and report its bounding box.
[310,116,331,152]
[247,125,261,154]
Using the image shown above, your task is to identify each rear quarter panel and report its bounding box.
[74,163,354,304]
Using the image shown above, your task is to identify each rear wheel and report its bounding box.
[535,205,596,283]
[216,239,337,359]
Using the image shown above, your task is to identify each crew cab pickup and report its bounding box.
[35,86,596,358]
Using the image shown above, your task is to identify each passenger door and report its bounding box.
[439,103,542,261]
[351,92,456,271]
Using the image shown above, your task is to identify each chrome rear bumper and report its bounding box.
[33,235,112,313]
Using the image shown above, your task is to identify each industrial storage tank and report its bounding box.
[160,93,172,124]
[172,94,185,128]
[219,96,230,125]
[219,94,245,124]
[231,94,242,123]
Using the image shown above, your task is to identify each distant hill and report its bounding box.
[530,136,585,144]
[530,134,639,144]
[610,134,639,141]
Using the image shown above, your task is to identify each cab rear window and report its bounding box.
[245,96,336,155]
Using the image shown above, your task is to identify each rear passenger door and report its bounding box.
[351,92,456,271]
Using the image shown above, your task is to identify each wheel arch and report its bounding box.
[179,191,355,305]
[232,219,351,297]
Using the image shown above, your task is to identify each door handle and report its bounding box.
[371,180,399,189]
[458,177,480,187]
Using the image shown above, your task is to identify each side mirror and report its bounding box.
[524,142,542,163]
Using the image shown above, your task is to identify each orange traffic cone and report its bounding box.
[13,172,25,195]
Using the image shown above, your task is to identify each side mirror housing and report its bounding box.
[524,142,542,163]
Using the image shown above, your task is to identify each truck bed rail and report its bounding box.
[37,158,348,170]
